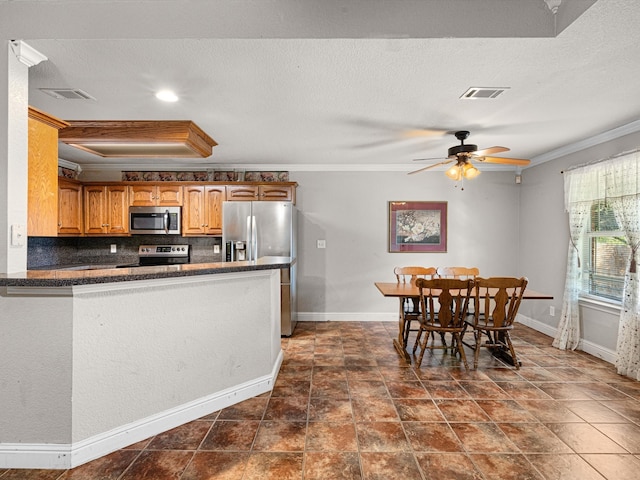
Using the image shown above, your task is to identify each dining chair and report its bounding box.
[462,276,528,369]
[436,266,479,280]
[413,277,473,369]
[394,266,437,347]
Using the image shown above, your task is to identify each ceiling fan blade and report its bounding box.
[402,129,449,139]
[408,159,454,175]
[413,155,455,162]
[475,156,531,166]
[473,146,509,156]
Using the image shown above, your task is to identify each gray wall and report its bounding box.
[289,170,524,320]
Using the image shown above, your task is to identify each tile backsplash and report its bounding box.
[27,236,223,269]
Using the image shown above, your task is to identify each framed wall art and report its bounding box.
[388,201,447,253]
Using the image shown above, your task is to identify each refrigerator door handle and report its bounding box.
[251,215,258,261]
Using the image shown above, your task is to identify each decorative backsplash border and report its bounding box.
[121,171,289,182]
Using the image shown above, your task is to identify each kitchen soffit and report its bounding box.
[58,120,218,158]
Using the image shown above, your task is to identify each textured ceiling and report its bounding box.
[3,0,640,173]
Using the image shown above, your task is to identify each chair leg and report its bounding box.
[413,326,423,353]
[403,319,411,346]
[503,332,520,370]
[473,329,482,370]
[415,330,429,367]
[453,332,469,370]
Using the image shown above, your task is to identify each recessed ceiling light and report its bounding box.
[155,90,179,102]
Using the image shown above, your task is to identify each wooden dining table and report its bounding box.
[374,282,554,363]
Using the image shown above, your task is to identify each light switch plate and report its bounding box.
[317,239,326,249]
[11,224,25,247]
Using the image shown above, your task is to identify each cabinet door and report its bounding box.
[58,180,83,235]
[129,185,156,206]
[226,185,259,200]
[157,185,183,206]
[259,185,293,202]
[106,186,129,234]
[204,186,225,234]
[182,186,206,235]
[84,186,107,234]
[28,116,60,236]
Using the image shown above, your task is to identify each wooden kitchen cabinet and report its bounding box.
[182,185,225,235]
[58,179,83,235]
[27,107,69,236]
[226,184,295,203]
[84,185,129,235]
[129,184,183,206]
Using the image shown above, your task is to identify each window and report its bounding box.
[582,199,630,302]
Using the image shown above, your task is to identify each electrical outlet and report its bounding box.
[110,244,117,253]
[317,239,326,249]
[549,305,555,316]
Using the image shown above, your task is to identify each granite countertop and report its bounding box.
[0,257,294,287]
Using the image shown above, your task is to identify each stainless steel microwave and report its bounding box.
[129,206,181,235]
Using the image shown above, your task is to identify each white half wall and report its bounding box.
[0,269,282,469]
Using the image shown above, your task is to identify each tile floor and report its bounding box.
[2,321,640,479]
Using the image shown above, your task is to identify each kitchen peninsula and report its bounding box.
[0,257,292,469]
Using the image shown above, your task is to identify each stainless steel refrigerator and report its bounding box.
[222,201,297,336]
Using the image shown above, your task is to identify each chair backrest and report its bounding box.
[473,277,528,328]
[394,266,437,285]
[415,277,474,328]
[436,266,479,280]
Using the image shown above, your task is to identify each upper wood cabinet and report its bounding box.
[226,184,295,203]
[27,107,69,236]
[182,185,225,235]
[58,179,83,235]
[129,184,183,206]
[84,185,129,235]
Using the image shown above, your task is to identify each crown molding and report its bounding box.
[10,40,47,67]
[531,119,640,165]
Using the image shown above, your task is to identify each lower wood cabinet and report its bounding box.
[58,179,83,235]
[84,185,129,235]
[182,185,225,235]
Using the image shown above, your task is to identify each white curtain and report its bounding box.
[556,152,640,379]
[552,200,589,350]
[607,158,640,379]
[554,166,605,350]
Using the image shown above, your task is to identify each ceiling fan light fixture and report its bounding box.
[445,164,462,181]
[463,163,481,179]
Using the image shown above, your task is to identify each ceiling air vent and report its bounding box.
[39,88,96,100]
[460,87,509,99]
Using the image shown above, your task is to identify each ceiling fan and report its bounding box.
[408,130,530,180]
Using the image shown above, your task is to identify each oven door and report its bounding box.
[130,207,181,234]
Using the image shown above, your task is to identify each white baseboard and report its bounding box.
[298,312,396,322]
[0,350,283,470]
[516,314,616,364]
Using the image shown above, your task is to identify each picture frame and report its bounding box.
[388,201,447,253]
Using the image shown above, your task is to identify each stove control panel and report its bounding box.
[138,245,190,258]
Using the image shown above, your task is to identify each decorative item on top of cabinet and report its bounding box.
[129,184,183,206]
[226,183,296,203]
[58,178,83,235]
[27,106,69,236]
[182,185,225,235]
[84,185,129,235]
